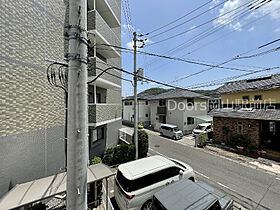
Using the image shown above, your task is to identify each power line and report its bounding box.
[146,0,263,47]
[93,60,187,90]
[186,67,280,89]
[144,4,257,69]
[170,43,280,83]
[96,44,261,73]
[148,0,219,37]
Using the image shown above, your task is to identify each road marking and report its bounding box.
[217,182,231,190]
[276,177,280,181]
[194,171,210,179]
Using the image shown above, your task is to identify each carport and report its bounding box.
[0,163,115,210]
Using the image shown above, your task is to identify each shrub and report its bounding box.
[102,144,135,166]
[132,129,149,158]
[88,156,103,208]
[230,134,251,149]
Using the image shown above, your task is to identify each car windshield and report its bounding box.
[195,125,206,131]
[173,127,179,132]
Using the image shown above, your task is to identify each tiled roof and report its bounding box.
[217,74,280,94]
[123,93,152,100]
[209,108,280,121]
[149,89,209,100]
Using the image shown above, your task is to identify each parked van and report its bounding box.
[152,179,233,210]
[192,123,212,136]
[114,155,195,210]
[160,124,183,140]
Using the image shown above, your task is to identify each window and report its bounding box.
[124,101,129,106]
[159,99,166,106]
[237,122,243,134]
[242,95,249,101]
[116,167,181,192]
[89,126,105,143]
[269,121,276,135]
[96,93,101,103]
[187,117,194,125]
[187,98,194,106]
[159,115,166,123]
[146,114,148,117]
[254,95,262,100]
[130,101,133,105]
[88,92,94,103]
[145,101,149,105]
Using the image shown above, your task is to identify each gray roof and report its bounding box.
[209,108,280,121]
[123,93,152,100]
[153,179,232,210]
[149,89,209,100]
[218,74,280,94]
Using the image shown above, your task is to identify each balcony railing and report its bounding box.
[88,57,122,86]
[88,104,122,124]
[157,106,166,115]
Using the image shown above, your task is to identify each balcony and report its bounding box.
[88,104,122,125]
[88,0,121,27]
[88,57,121,89]
[88,10,121,58]
[157,106,167,115]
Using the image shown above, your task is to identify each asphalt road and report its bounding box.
[147,131,280,210]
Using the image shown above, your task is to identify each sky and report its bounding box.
[120,0,280,97]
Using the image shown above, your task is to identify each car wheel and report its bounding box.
[160,132,163,136]
[172,136,176,140]
[141,199,152,210]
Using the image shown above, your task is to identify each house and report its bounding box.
[209,74,280,159]
[0,0,121,197]
[149,89,210,134]
[122,93,152,127]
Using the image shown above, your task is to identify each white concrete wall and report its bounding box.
[150,98,209,133]
[123,100,150,125]
[183,98,209,134]
[106,119,122,148]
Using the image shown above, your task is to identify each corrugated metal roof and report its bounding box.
[218,73,280,94]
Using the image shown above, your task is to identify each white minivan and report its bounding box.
[160,124,183,140]
[192,123,212,136]
[114,155,195,210]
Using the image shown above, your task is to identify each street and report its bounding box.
[147,130,280,210]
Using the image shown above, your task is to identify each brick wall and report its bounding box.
[213,117,261,147]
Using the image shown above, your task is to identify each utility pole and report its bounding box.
[133,32,138,160]
[67,0,88,209]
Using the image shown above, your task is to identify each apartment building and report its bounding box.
[209,74,280,159]
[149,89,210,134]
[0,0,121,197]
[122,93,152,127]
[87,0,122,158]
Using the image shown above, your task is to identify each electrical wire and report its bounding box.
[96,44,261,73]
[169,43,280,83]
[148,0,220,37]
[146,0,265,47]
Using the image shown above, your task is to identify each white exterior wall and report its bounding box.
[123,100,150,125]
[151,98,209,133]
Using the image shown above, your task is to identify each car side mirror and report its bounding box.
[179,170,184,177]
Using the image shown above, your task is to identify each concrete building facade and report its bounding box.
[122,94,151,127]
[149,90,209,134]
[0,0,121,197]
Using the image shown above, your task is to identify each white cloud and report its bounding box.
[214,0,280,32]
[248,26,255,32]
[274,27,280,33]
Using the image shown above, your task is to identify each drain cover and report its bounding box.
[154,144,160,148]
